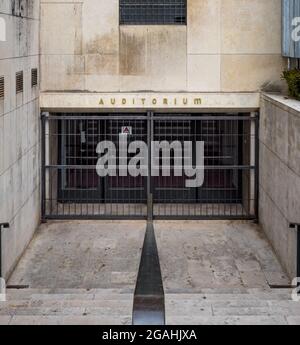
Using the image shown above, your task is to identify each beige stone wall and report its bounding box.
[0,1,40,279]
[260,94,300,279]
[40,0,285,94]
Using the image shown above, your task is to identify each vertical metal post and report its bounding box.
[41,113,46,222]
[290,224,300,290]
[147,111,153,222]
[0,223,10,278]
[298,227,300,285]
[254,112,260,222]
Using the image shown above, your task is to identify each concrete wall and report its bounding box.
[0,0,40,279]
[260,93,300,279]
[40,0,285,93]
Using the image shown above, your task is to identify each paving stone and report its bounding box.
[8,221,145,290]
[111,272,136,285]
[286,316,300,325]
[0,316,12,325]
[235,259,262,272]
[10,315,63,325]
[212,306,274,316]
[61,316,131,325]
[156,221,288,291]
[31,293,95,301]
[240,271,270,289]
[263,271,291,286]
[166,316,288,325]
[85,307,132,316]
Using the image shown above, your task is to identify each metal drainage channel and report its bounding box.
[132,222,165,325]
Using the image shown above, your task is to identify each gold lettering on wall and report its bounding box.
[97,96,203,107]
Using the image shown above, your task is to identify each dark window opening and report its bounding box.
[16,71,23,94]
[31,68,38,87]
[120,0,187,25]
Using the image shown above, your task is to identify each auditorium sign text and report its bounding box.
[98,95,202,108]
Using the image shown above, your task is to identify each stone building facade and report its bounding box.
[0,0,40,278]
[1,0,300,282]
[40,0,284,95]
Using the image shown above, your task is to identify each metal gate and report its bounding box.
[42,112,258,220]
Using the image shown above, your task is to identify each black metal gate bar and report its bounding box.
[152,113,258,220]
[290,223,300,290]
[41,112,258,220]
[0,223,10,278]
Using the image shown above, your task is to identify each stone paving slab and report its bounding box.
[8,221,145,289]
[166,315,288,325]
[9,315,132,325]
[0,316,12,325]
[212,306,300,316]
[286,317,300,325]
[155,220,290,292]
[3,220,297,325]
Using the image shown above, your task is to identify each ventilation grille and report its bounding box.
[120,0,187,25]
[16,71,23,94]
[0,76,4,100]
[31,68,38,87]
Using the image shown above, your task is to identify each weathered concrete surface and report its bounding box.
[0,287,299,325]
[2,219,299,325]
[40,0,284,93]
[155,220,289,292]
[8,221,145,289]
[259,94,300,279]
[0,0,40,279]
[165,289,300,325]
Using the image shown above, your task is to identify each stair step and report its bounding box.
[1,288,297,324]
[165,293,293,301]
[0,306,132,317]
[2,299,133,308]
[166,315,288,325]
[9,315,131,325]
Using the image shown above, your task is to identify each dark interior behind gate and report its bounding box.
[42,113,258,220]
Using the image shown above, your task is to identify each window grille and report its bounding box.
[31,68,38,87]
[16,71,23,94]
[0,76,4,100]
[120,0,187,25]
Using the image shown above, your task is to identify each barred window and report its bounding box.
[31,68,38,87]
[120,0,187,25]
[16,71,23,94]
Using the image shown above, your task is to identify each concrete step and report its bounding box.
[165,290,300,324]
[166,293,293,301]
[1,288,298,325]
[0,306,132,317]
[8,315,132,325]
[1,299,133,308]
[0,288,134,324]
[165,287,293,295]
[5,288,133,301]
[166,315,289,325]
